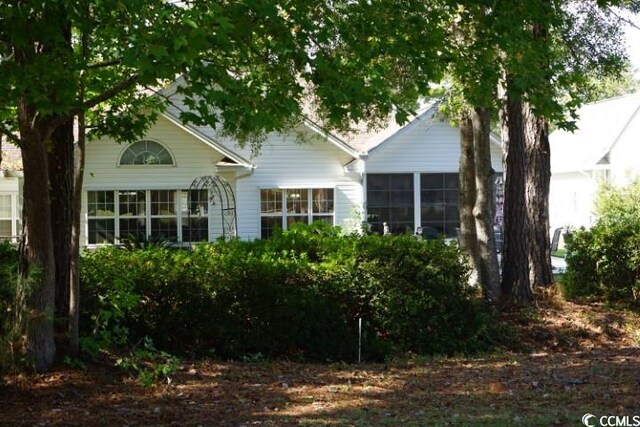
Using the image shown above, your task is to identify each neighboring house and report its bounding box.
[1,102,504,245]
[549,92,640,229]
[0,141,22,241]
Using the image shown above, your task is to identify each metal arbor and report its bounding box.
[187,175,238,244]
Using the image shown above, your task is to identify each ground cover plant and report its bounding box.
[78,223,498,363]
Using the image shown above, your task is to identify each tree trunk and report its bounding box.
[472,107,501,301]
[17,106,56,372]
[499,82,532,306]
[69,109,86,356]
[458,113,481,288]
[49,118,74,347]
[524,104,553,287]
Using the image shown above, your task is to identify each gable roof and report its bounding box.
[160,111,254,169]
[550,92,640,173]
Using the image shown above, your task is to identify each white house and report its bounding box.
[549,92,640,229]
[1,103,504,245]
[0,143,22,241]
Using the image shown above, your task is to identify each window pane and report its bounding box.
[286,188,308,214]
[420,173,460,237]
[88,219,115,244]
[390,191,413,207]
[88,191,115,217]
[151,190,177,216]
[421,205,444,221]
[119,218,146,240]
[120,140,173,166]
[119,191,146,216]
[0,220,11,237]
[366,174,414,234]
[444,173,459,189]
[0,195,11,218]
[311,215,333,225]
[260,189,282,214]
[444,189,458,204]
[421,174,443,189]
[367,191,388,207]
[182,189,209,216]
[287,216,308,227]
[261,216,281,239]
[183,217,208,242]
[389,174,413,190]
[367,174,389,191]
[312,189,333,213]
[151,218,178,241]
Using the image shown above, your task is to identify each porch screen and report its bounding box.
[366,174,414,234]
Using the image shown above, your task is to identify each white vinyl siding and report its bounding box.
[232,131,362,240]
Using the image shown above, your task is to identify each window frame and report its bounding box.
[117,139,176,167]
[86,189,210,245]
[0,193,19,241]
[419,172,459,237]
[259,187,335,238]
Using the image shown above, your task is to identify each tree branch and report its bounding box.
[83,74,139,110]
[87,58,121,69]
[0,125,21,146]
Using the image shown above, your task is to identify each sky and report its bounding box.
[624,13,640,75]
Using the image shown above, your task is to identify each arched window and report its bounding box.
[119,140,174,166]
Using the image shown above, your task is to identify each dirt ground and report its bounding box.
[2,298,640,427]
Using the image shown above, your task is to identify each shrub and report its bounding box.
[0,241,18,372]
[80,223,497,361]
[564,180,640,302]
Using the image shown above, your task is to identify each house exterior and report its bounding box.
[1,102,504,245]
[549,92,640,229]
[0,142,22,241]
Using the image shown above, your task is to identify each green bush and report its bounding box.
[564,180,640,302]
[564,223,640,301]
[80,222,496,361]
[0,241,18,372]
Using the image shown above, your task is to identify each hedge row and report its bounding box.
[80,223,497,361]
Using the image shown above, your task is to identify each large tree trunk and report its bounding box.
[524,104,553,287]
[472,107,501,301]
[49,119,74,346]
[525,16,554,289]
[499,82,532,306]
[17,107,56,372]
[458,113,481,288]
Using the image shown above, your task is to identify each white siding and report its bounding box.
[609,110,640,186]
[233,133,362,240]
[549,171,597,229]
[364,115,503,173]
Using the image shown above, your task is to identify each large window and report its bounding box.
[119,140,174,165]
[420,173,459,237]
[260,188,334,238]
[87,191,116,244]
[87,190,209,244]
[366,174,414,234]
